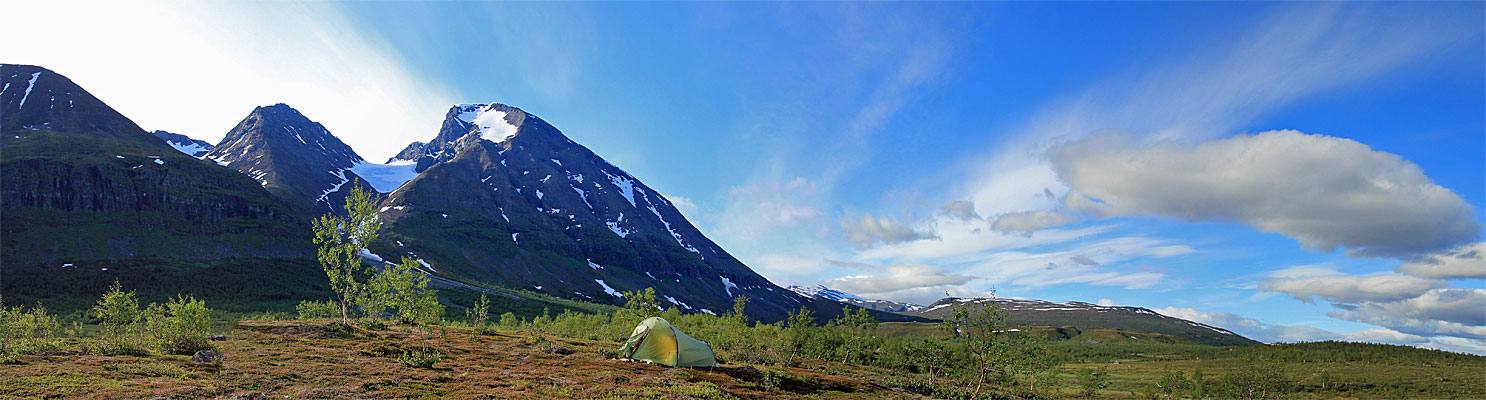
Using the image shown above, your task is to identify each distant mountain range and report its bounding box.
[787,285,923,313]
[788,284,1256,346]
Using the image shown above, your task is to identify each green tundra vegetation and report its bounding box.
[1,180,1481,399]
[3,279,1484,399]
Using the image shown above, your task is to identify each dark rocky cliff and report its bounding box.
[0,64,309,265]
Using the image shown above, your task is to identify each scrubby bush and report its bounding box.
[1158,369,1192,398]
[405,290,444,327]
[1078,367,1112,398]
[466,292,491,327]
[399,347,443,368]
[498,312,520,329]
[1212,366,1294,399]
[141,295,214,355]
[296,300,340,321]
[88,339,151,357]
[357,318,388,331]
[622,287,663,320]
[0,296,62,355]
[92,281,140,335]
[0,302,60,341]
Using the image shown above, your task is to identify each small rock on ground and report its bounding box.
[192,350,222,363]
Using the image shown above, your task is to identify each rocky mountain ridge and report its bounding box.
[369,103,814,320]
[786,285,923,313]
[907,297,1256,346]
[152,130,214,157]
[203,104,377,218]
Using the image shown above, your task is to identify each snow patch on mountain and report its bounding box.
[604,170,637,206]
[167,141,209,157]
[647,199,702,258]
[665,295,694,310]
[607,213,631,238]
[348,160,418,193]
[721,277,739,297]
[571,184,592,208]
[471,108,519,142]
[596,280,623,297]
[17,71,40,109]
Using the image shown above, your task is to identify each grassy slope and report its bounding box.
[1,258,333,317]
[1049,342,1486,399]
[0,321,922,400]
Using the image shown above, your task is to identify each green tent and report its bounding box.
[619,317,717,367]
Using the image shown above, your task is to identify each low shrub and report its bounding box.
[141,296,214,355]
[296,300,340,321]
[89,338,151,357]
[103,362,190,379]
[357,318,388,331]
[399,348,443,368]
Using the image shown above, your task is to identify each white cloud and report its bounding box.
[750,254,831,284]
[937,200,982,222]
[952,6,1478,225]
[1155,306,1486,355]
[1155,307,1268,332]
[1097,299,1116,306]
[991,210,1081,233]
[718,178,824,234]
[942,236,1189,290]
[1,1,456,161]
[823,263,973,298]
[1052,131,1479,258]
[854,221,1111,264]
[1256,266,1485,341]
[1328,289,1486,339]
[1259,269,1447,304]
[1396,242,1486,279]
[838,211,938,249]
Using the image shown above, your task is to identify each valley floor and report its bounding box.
[0,320,921,399]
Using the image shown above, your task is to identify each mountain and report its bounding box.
[203,104,393,218]
[0,64,325,312]
[787,285,923,313]
[371,103,820,320]
[387,141,426,163]
[152,130,213,157]
[902,297,1257,346]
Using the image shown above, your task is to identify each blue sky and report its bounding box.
[5,2,1482,353]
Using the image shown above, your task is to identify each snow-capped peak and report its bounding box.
[787,284,867,302]
[460,104,520,142]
